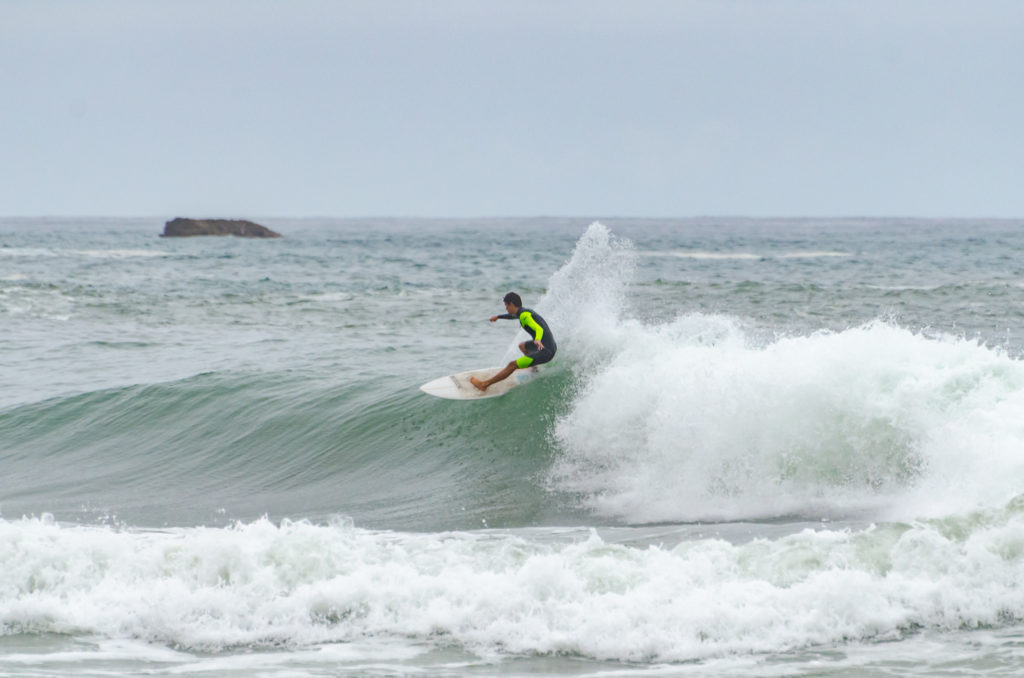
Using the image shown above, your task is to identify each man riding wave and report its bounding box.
[470,292,556,392]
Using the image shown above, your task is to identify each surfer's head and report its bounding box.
[503,292,522,310]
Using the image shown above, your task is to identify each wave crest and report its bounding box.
[550,310,1024,522]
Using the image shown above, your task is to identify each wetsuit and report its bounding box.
[497,307,557,369]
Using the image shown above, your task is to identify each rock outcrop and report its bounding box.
[161,218,282,238]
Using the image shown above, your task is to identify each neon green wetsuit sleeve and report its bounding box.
[520,311,544,343]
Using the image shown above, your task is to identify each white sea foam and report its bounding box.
[553,318,1024,523]
[1,507,1023,662]
[71,249,169,259]
[0,247,56,258]
[639,251,763,260]
[777,251,850,259]
[539,222,638,364]
[637,250,849,260]
[0,248,167,259]
[543,223,1024,524]
[0,286,75,319]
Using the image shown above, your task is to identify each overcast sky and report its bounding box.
[2,1,1022,218]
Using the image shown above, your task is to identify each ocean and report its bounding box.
[3,216,1024,676]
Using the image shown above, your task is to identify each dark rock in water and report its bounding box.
[161,218,282,238]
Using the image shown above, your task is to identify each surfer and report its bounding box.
[470,292,556,392]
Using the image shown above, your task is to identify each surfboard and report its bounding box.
[419,366,540,400]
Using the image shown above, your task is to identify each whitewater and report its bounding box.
[3,217,1024,676]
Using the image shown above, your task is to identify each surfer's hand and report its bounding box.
[489,316,498,322]
[536,341,543,350]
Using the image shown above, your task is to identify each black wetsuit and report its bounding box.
[496,307,557,368]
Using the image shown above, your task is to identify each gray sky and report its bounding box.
[2,0,1022,218]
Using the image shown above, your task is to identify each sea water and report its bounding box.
[2,217,1024,676]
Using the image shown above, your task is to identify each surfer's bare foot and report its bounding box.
[469,377,488,391]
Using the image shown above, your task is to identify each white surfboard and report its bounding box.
[419,366,540,400]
